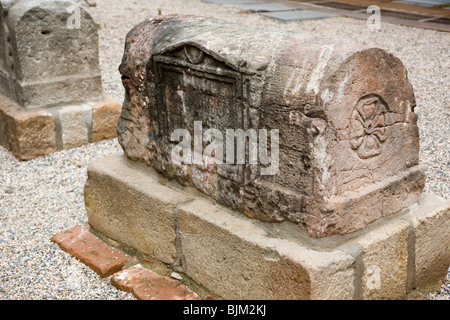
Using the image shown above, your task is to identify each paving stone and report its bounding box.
[90,97,121,142]
[354,219,410,300]
[393,0,445,7]
[51,224,132,278]
[0,96,57,160]
[402,194,450,290]
[58,104,91,149]
[203,0,262,5]
[313,2,365,11]
[111,265,200,300]
[85,155,193,265]
[178,197,356,300]
[261,9,339,21]
[236,2,295,12]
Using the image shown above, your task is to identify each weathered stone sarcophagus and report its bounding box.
[118,15,425,237]
[0,0,121,160]
[0,0,101,109]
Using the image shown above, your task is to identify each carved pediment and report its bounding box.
[154,43,242,77]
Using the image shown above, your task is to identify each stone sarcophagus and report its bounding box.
[0,0,121,160]
[118,15,425,237]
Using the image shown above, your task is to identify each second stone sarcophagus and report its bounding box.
[118,15,425,237]
[0,0,121,160]
[0,0,101,109]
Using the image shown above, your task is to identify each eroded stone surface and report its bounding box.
[117,15,425,237]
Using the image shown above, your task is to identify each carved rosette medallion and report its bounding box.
[349,95,387,159]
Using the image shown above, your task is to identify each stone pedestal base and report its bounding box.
[0,95,121,160]
[84,154,450,300]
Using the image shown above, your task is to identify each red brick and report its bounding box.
[111,266,200,300]
[51,224,132,277]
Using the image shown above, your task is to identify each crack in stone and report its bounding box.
[173,198,195,273]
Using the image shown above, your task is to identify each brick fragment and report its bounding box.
[111,265,200,300]
[51,224,132,277]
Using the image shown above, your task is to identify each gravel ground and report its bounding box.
[0,0,448,300]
